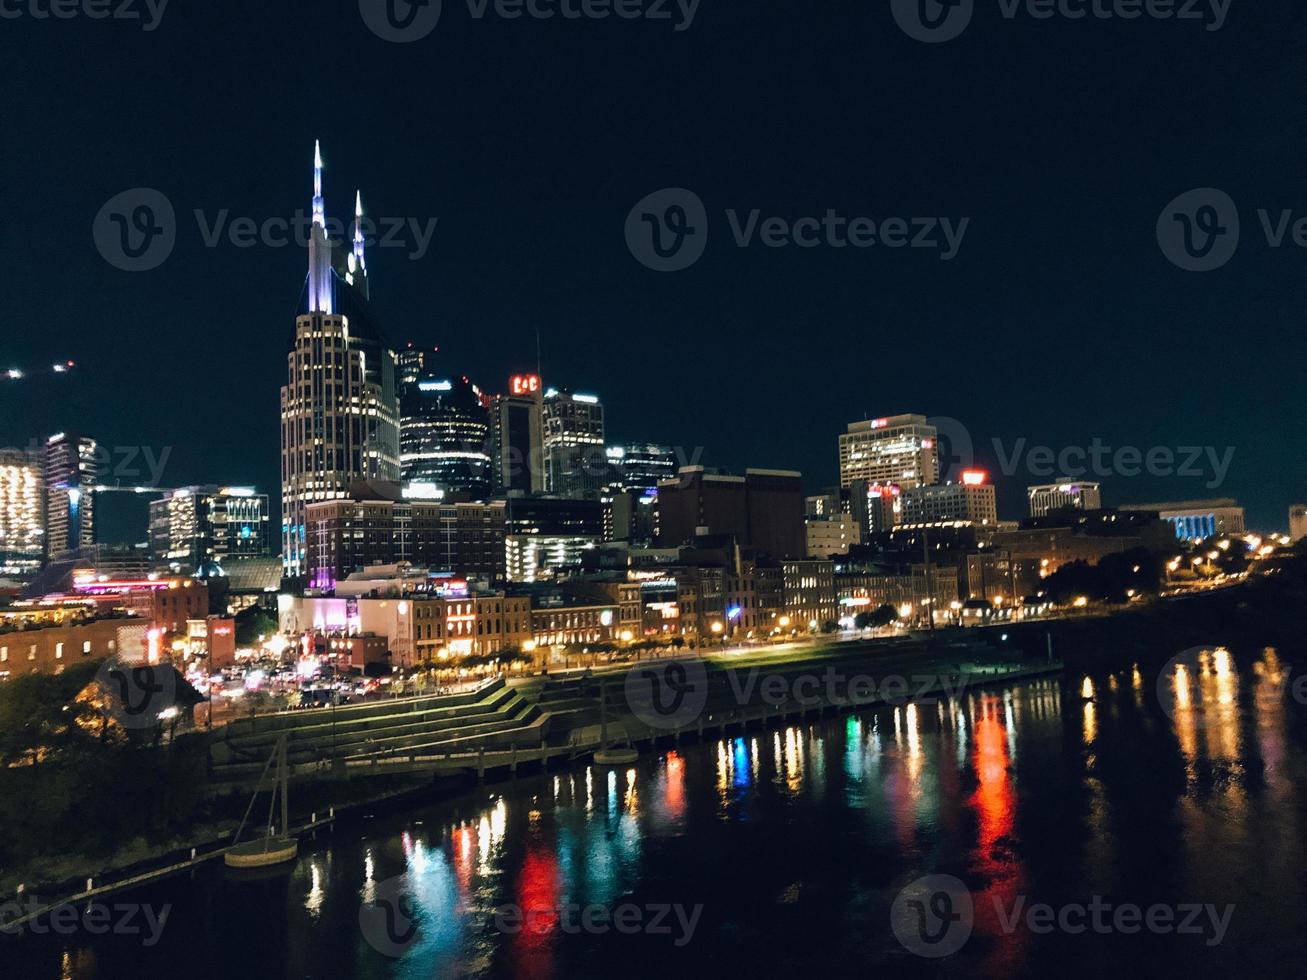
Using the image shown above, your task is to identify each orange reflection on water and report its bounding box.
[968,696,1026,974]
[664,750,686,821]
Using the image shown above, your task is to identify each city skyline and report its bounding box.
[3,5,1303,538]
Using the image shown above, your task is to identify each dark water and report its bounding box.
[7,646,1307,979]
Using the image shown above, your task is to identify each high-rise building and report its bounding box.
[1291,505,1307,543]
[489,374,545,495]
[399,375,492,499]
[838,414,938,490]
[805,514,860,558]
[542,389,605,498]
[45,432,98,559]
[0,448,44,578]
[503,495,607,582]
[280,143,400,576]
[1028,479,1103,517]
[850,482,901,539]
[606,443,677,491]
[397,343,434,387]
[900,471,998,526]
[148,486,270,567]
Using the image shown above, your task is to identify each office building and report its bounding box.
[0,448,44,578]
[781,559,838,631]
[148,486,270,567]
[656,466,805,559]
[1028,479,1103,517]
[542,389,606,498]
[850,482,902,540]
[1291,505,1307,543]
[489,375,545,494]
[1120,499,1246,542]
[806,513,860,557]
[280,143,400,576]
[45,432,98,559]
[607,443,677,491]
[900,471,998,526]
[397,343,433,387]
[304,493,506,589]
[399,375,492,498]
[503,496,607,582]
[838,414,938,490]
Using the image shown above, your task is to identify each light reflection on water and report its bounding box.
[14,647,1307,979]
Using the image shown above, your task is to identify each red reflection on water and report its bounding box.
[511,844,561,980]
[665,751,686,820]
[969,697,1026,973]
[451,823,475,895]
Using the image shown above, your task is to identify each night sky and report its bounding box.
[2,0,1304,542]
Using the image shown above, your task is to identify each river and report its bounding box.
[5,644,1306,978]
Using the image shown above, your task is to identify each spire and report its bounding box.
[307,140,334,314]
[352,190,367,275]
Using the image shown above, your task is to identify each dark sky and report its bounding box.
[2,0,1304,542]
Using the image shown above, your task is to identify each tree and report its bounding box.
[235,605,278,646]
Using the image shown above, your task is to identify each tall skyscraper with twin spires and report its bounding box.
[279,142,400,577]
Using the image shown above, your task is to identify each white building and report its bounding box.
[1288,505,1306,543]
[805,514,860,558]
[900,473,998,526]
[1028,479,1102,517]
[838,414,938,490]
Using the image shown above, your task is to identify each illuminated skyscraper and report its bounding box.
[0,448,44,577]
[148,486,270,567]
[838,414,938,490]
[542,388,606,498]
[399,375,493,498]
[45,433,97,559]
[280,143,400,576]
[490,375,545,495]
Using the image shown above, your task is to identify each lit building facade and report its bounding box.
[45,432,98,559]
[0,448,44,577]
[805,514,860,557]
[606,443,677,491]
[280,143,400,576]
[148,486,270,566]
[838,414,938,490]
[542,389,606,498]
[1291,505,1307,543]
[1121,499,1246,542]
[900,473,998,526]
[1028,479,1103,517]
[399,375,492,498]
